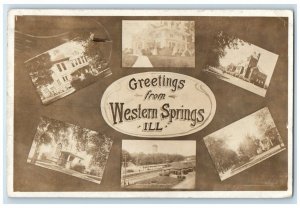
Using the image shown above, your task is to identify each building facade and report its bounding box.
[226,52,267,88]
[28,39,103,102]
[132,21,194,57]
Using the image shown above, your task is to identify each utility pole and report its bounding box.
[123,154,127,186]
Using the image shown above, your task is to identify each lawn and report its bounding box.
[148,55,195,67]
[126,176,180,189]
[122,54,138,67]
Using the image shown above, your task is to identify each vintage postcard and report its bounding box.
[122,20,195,68]
[203,34,278,97]
[203,107,285,181]
[18,16,112,104]
[7,10,293,198]
[121,140,196,189]
[27,117,113,184]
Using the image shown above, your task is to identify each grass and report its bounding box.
[127,176,180,189]
[122,54,138,67]
[148,55,195,67]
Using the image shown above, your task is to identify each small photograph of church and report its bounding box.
[203,107,285,181]
[24,32,112,104]
[204,35,278,97]
[122,20,195,68]
[27,117,113,184]
[121,140,196,190]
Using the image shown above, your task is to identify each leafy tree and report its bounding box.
[205,136,239,173]
[122,150,133,167]
[264,127,281,147]
[184,21,195,44]
[254,108,276,135]
[238,134,259,159]
[125,152,185,166]
[203,31,246,68]
[71,72,99,91]
[25,53,54,86]
[72,31,110,71]
[72,127,113,173]
[86,133,112,169]
[254,108,283,147]
[30,117,70,164]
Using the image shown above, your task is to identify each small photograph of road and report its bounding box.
[121,140,196,190]
[203,107,285,181]
[122,20,195,68]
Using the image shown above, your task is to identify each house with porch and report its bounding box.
[132,21,194,57]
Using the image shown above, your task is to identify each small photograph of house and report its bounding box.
[24,33,112,104]
[204,33,278,97]
[203,107,285,181]
[121,140,196,190]
[27,117,113,184]
[122,20,195,68]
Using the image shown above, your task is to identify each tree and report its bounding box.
[73,130,113,175]
[264,127,281,147]
[255,108,274,133]
[30,117,70,164]
[238,134,259,159]
[203,31,246,68]
[184,21,195,43]
[122,150,133,167]
[254,108,284,146]
[87,133,112,169]
[72,31,110,71]
[25,53,54,86]
[205,136,239,173]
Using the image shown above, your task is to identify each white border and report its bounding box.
[6,9,294,198]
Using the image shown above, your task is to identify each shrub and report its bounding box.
[71,163,85,173]
[126,169,134,173]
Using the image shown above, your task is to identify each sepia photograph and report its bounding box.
[8,10,292,198]
[122,20,195,68]
[18,17,112,104]
[27,117,113,184]
[203,32,278,97]
[204,107,285,181]
[121,140,196,190]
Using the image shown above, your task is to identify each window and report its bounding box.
[71,62,75,67]
[61,63,67,70]
[240,67,244,74]
[62,76,68,82]
[75,59,78,65]
[56,64,62,72]
[81,57,85,63]
[84,56,88,62]
[78,58,82,64]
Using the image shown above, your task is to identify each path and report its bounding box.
[172,172,195,189]
[132,55,153,67]
[121,169,161,187]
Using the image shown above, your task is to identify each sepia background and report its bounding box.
[13,16,288,192]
